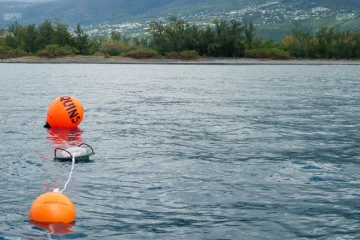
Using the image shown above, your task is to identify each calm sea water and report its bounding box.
[0,63,360,240]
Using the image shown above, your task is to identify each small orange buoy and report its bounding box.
[29,192,76,223]
[45,96,84,128]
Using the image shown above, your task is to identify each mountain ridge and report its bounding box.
[1,0,359,40]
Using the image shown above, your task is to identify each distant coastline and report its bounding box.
[0,56,360,65]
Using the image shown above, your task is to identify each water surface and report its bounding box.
[0,64,359,239]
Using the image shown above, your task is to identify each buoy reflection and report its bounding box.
[47,128,83,147]
[29,220,74,235]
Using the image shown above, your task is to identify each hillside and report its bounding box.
[0,0,359,40]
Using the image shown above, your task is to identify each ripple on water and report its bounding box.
[1,64,360,239]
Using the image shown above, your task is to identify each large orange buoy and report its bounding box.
[45,96,84,128]
[29,192,76,223]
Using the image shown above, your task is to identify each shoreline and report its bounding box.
[0,56,360,65]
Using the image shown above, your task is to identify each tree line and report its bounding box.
[0,20,97,58]
[0,17,360,59]
[285,27,360,59]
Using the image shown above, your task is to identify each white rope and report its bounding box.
[48,129,75,194]
[53,154,75,193]
[60,154,75,193]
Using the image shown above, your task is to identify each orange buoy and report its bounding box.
[29,192,76,223]
[45,96,84,128]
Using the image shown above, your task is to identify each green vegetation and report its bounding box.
[148,16,360,59]
[245,48,291,60]
[36,44,77,58]
[166,50,200,60]
[148,16,249,58]
[99,41,126,56]
[0,19,158,59]
[0,17,360,60]
[284,27,360,59]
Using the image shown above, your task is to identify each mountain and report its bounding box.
[1,0,359,40]
[0,0,251,24]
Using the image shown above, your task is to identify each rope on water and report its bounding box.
[48,129,75,194]
[53,153,75,193]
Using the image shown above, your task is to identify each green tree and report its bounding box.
[316,27,335,58]
[213,19,245,57]
[0,28,5,46]
[166,15,189,52]
[229,19,245,57]
[244,21,255,50]
[198,26,217,57]
[53,21,73,46]
[111,31,121,41]
[333,30,353,59]
[75,23,91,55]
[213,19,228,57]
[148,18,173,54]
[5,22,24,49]
[149,16,202,54]
[37,19,54,49]
[291,28,312,58]
[23,24,38,53]
[352,32,360,58]
[148,17,247,57]
[89,36,105,53]
[184,24,201,52]
[132,36,149,48]
[121,35,131,45]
